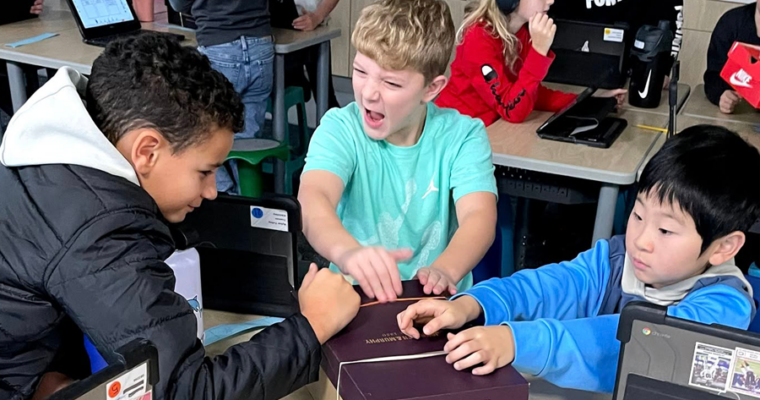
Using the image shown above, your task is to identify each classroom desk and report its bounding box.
[203,309,611,400]
[0,14,340,192]
[636,114,760,181]
[487,109,669,245]
[683,84,760,125]
[270,26,340,193]
[0,11,195,112]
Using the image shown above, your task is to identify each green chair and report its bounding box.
[226,138,289,198]
[265,86,312,195]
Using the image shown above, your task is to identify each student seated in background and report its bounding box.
[299,0,498,302]
[435,0,625,126]
[0,35,360,400]
[399,125,760,393]
[704,1,760,114]
[284,0,342,110]
[168,0,273,194]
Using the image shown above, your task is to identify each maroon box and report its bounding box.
[321,281,529,400]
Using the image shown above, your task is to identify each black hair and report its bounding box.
[86,33,244,153]
[639,124,760,253]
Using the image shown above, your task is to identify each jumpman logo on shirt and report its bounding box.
[422,177,439,199]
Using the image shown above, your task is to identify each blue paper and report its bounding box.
[5,32,59,48]
[204,316,283,346]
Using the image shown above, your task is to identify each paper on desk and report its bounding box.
[204,316,284,346]
[5,32,59,48]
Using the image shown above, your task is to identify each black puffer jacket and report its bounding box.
[0,67,321,400]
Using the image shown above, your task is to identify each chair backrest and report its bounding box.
[173,193,303,317]
[51,339,158,400]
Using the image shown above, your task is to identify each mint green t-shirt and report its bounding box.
[303,102,497,291]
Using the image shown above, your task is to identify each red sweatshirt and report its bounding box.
[436,23,577,126]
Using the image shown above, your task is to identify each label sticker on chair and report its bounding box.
[603,28,624,43]
[106,362,147,400]
[250,206,289,232]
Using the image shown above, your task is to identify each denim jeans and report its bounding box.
[198,36,274,194]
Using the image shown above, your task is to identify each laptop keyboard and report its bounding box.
[85,31,184,47]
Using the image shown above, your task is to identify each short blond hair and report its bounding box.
[352,0,455,83]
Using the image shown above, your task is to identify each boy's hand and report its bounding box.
[397,296,482,339]
[293,8,324,31]
[720,90,741,114]
[529,13,556,57]
[444,326,515,375]
[336,247,412,303]
[416,266,458,295]
[30,0,44,14]
[299,263,360,344]
[592,88,627,109]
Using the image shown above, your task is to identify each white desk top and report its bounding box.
[683,84,760,125]
[486,109,669,185]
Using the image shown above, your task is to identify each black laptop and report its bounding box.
[615,302,760,400]
[545,19,630,89]
[64,0,184,47]
[1,0,38,26]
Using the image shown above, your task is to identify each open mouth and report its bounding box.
[364,108,385,129]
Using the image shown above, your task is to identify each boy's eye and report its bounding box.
[354,67,366,75]
[200,170,213,177]
[659,228,673,235]
[633,212,642,221]
[385,81,402,88]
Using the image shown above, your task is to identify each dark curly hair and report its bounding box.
[86,33,244,153]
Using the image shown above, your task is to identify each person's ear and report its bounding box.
[130,129,166,177]
[422,75,449,103]
[707,231,746,266]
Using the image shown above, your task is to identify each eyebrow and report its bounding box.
[206,162,224,169]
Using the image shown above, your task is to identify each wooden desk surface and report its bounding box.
[637,114,760,180]
[272,26,341,54]
[0,13,196,74]
[0,11,75,42]
[678,115,760,149]
[683,84,760,125]
[486,109,669,185]
[0,11,340,73]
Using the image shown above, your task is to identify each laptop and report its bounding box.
[172,194,305,318]
[269,0,300,30]
[614,302,760,400]
[48,339,158,400]
[536,87,627,148]
[545,19,630,89]
[1,0,38,26]
[64,0,184,47]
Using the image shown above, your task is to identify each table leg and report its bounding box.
[273,53,286,194]
[592,183,620,245]
[316,41,330,124]
[7,62,27,113]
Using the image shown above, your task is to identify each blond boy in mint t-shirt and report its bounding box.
[299,0,497,303]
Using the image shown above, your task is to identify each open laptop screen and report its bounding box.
[615,303,760,400]
[70,0,135,29]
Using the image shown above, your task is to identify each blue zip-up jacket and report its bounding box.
[457,235,755,393]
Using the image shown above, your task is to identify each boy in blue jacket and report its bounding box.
[398,124,760,393]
